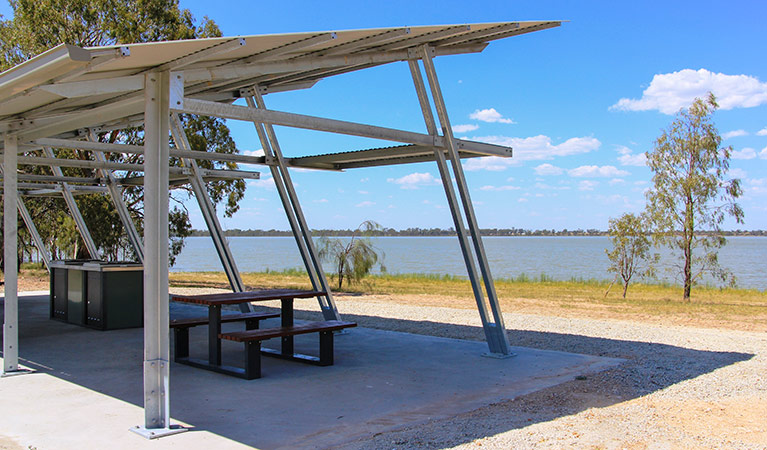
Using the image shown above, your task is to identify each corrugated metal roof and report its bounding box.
[0,21,560,140]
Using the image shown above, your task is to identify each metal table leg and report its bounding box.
[281,298,294,356]
[208,304,222,366]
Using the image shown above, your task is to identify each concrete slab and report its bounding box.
[0,294,622,449]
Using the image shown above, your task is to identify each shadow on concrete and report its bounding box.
[1,295,753,450]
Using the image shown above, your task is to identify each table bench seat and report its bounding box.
[170,311,280,329]
[219,320,357,379]
[171,311,280,362]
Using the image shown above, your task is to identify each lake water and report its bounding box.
[172,236,766,290]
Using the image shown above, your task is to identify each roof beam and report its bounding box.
[432,22,520,46]
[38,75,144,98]
[2,173,101,184]
[153,38,246,72]
[359,25,470,53]
[181,44,486,85]
[300,28,410,57]
[31,137,267,166]
[235,33,337,64]
[173,98,513,158]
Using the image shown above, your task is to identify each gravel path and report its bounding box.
[169,289,767,449]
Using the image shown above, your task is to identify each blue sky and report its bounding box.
[3,1,766,231]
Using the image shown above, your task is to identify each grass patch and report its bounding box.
[167,269,767,332]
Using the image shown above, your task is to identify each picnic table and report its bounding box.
[170,289,355,379]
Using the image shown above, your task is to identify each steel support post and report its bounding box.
[41,146,100,259]
[3,135,21,375]
[169,114,250,311]
[88,132,144,263]
[0,164,50,269]
[413,48,512,356]
[131,71,186,439]
[17,198,50,269]
[245,90,340,321]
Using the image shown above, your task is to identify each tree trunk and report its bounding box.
[622,282,628,299]
[683,240,692,301]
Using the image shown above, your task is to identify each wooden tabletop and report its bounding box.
[171,289,326,306]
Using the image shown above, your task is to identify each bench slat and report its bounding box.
[220,320,356,342]
[170,311,280,328]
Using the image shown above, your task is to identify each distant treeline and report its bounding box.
[189,228,767,237]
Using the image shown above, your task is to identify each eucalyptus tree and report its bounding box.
[605,213,657,298]
[645,93,743,300]
[0,0,245,263]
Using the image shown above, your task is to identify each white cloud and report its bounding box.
[761,147,767,159]
[355,201,375,207]
[757,128,767,136]
[745,178,767,195]
[360,177,369,182]
[579,180,599,191]
[732,148,757,160]
[241,149,265,157]
[729,168,747,179]
[387,172,440,189]
[534,163,564,176]
[358,190,369,194]
[479,185,521,191]
[568,165,630,178]
[469,108,515,124]
[609,178,625,185]
[313,198,328,203]
[518,197,528,203]
[452,124,479,133]
[723,129,748,139]
[618,152,647,166]
[534,182,571,191]
[463,135,601,171]
[248,176,275,190]
[611,69,767,115]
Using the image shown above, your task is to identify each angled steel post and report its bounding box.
[169,113,251,312]
[87,131,144,263]
[0,164,50,269]
[131,71,185,439]
[41,146,100,259]
[412,47,512,356]
[245,89,340,321]
[17,198,50,269]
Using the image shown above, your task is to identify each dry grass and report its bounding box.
[167,270,767,333]
[7,266,764,332]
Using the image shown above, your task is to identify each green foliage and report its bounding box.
[646,93,744,300]
[605,213,657,298]
[0,0,244,265]
[318,221,386,289]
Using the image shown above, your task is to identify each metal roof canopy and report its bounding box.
[0,20,562,439]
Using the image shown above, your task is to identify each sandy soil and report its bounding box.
[305,294,766,449]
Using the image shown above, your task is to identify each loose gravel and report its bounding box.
[169,289,767,449]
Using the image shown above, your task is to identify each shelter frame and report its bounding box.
[0,21,562,437]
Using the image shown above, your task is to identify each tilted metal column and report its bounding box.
[17,198,51,269]
[88,132,144,263]
[245,88,340,321]
[411,47,512,356]
[41,146,100,259]
[131,71,185,439]
[169,113,251,313]
[0,165,51,269]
